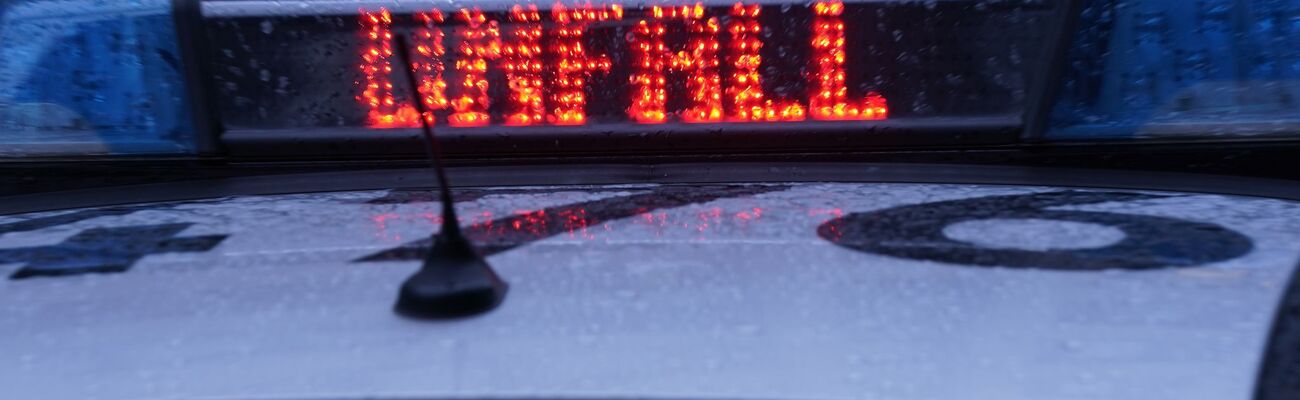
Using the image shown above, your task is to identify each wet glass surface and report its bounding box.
[1050,0,1300,139]
[0,0,196,156]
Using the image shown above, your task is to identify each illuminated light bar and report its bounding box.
[810,1,887,121]
[504,5,544,126]
[355,1,889,129]
[726,3,804,122]
[449,8,502,127]
[415,9,450,123]
[628,17,669,123]
[550,3,621,125]
[359,8,417,128]
[675,5,724,123]
[632,4,724,123]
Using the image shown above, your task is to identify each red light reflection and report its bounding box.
[370,204,792,243]
[370,212,405,242]
[808,208,844,241]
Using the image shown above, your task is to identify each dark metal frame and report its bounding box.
[171,0,225,156]
[1021,0,1085,142]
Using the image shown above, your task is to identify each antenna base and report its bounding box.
[394,234,508,319]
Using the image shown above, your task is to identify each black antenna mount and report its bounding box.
[391,34,508,319]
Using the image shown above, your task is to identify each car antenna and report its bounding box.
[390,34,508,319]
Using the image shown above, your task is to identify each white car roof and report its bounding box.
[1,182,1297,400]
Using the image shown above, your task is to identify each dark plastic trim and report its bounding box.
[1256,260,1300,400]
[3,162,1300,215]
[221,117,1021,159]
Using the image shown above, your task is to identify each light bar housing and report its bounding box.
[202,0,1051,157]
